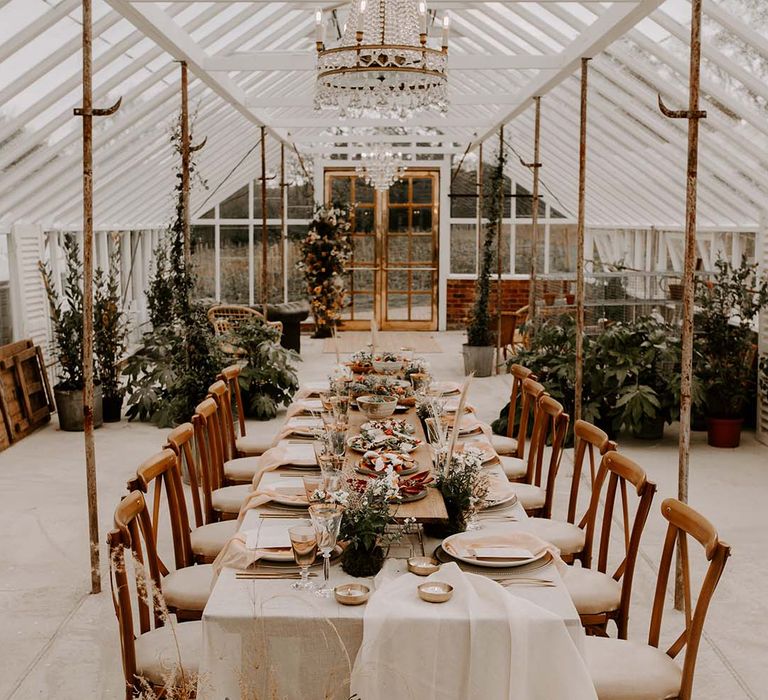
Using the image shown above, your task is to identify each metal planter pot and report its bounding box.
[54,386,103,432]
[462,344,495,378]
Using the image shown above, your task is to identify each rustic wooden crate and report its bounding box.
[0,339,54,452]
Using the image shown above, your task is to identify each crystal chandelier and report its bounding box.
[355,147,408,190]
[314,0,449,120]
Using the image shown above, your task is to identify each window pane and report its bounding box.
[549,224,577,273]
[253,183,281,219]
[287,225,306,302]
[450,223,477,274]
[515,183,546,219]
[412,178,432,203]
[191,225,215,299]
[220,225,249,304]
[388,207,408,233]
[487,223,511,275]
[412,207,432,233]
[252,226,283,304]
[220,185,249,219]
[514,224,544,275]
[388,180,408,204]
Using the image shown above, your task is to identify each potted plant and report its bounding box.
[94,245,129,422]
[39,233,103,431]
[695,257,768,448]
[297,205,352,338]
[463,145,505,377]
[227,316,300,419]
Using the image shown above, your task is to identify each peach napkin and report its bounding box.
[443,531,566,575]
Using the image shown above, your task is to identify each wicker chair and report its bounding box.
[206,304,282,336]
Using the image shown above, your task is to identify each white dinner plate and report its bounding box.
[269,485,309,507]
[441,528,548,568]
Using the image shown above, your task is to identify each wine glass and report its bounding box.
[330,394,350,423]
[302,475,323,502]
[308,503,344,597]
[327,425,347,458]
[288,526,317,590]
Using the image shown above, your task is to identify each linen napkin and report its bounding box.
[272,416,323,444]
[442,531,567,576]
[351,562,596,700]
[249,443,317,489]
[296,382,330,399]
[286,399,324,417]
[237,475,308,524]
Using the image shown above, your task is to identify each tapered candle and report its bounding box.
[442,14,450,48]
[358,0,366,33]
[315,9,324,44]
[419,1,427,35]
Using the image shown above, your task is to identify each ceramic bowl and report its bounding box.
[372,359,406,374]
[356,394,398,420]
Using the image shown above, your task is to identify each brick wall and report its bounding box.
[446,278,530,329]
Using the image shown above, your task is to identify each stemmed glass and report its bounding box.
[288,526,318,590]
[308,503,344,597]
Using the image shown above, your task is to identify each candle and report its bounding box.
[418,1,427,35]
[358,0,366,34]
[423,585,446,594]
[315,9,324,44]
[441,14,450,48]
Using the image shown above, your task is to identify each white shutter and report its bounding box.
[0,281,12,345]
[758,216,768,446]
[8,224,50,353]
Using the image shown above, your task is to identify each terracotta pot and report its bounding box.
[706,417,743,448]
[565,293,575,305]
[543,293,556,306]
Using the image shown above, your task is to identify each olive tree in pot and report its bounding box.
[463,145,505,377]
[39,234,103,431]
[94,245,129,422]
[695,257,768,448]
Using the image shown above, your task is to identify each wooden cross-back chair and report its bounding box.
[107,491,202,700]
[509,394,570,519]
[566,450,657,638]
[165,423,238,563]
[586,498,731,700]
[127,449,214,621]
[192,397,250,523]
[217,364,273,458]
[490,364,534,458]
[514,419,616,565]
[499,377,546,481]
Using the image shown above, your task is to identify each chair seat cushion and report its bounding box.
[510,482,546,511]
[190,520,238,559]
[585,637,682,700]
[236,434,273,457]
[499,455,527,480]
[162,564,214,612]
[490,434,519,456]
[211,484,251,514]
[564,566,622,615]
[517,517,586,556]
[223,456,261,482]
[134,620,202,686]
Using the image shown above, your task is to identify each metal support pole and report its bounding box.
[575,59,590,426]
[80,0,97,595]
[260,126,268,316]
[526,97,542,323]
[496,126,504,374]
[180,61,191,266]
[280,142,288,303]
[657,0,706,611]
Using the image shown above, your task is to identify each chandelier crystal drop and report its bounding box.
[314,0,449,120]
[355,147,408,191]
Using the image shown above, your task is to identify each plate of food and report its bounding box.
[397,471,433,502]
[347,419,421,453]
[455,440,497,464]
[356,450,418,477]
[441,529,549,568]
[372,352,407,374]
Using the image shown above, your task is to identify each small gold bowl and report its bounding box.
[417,581,454,604]
[334,583,371,606]
[407,556,440,577]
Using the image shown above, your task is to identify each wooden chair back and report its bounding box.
[191,397,225,524]
[107,491,165,698]
[648,498,731,700]
[208,379,235,462]
[207,304,265,336]
[524,394,570,518]
[580,450,657,637]
[128,448,194,572]
[165,422,204,530]
[504,364,534,441]
[566,420,616,524]
[218,364,246,440]
[516,377,546,461]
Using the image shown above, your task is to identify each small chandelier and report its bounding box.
[314,0,449,120]
[355,147,408,190]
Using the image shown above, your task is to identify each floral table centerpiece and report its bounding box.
[429,446,489,536]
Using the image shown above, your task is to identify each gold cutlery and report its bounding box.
[259,513,308,519]
[497,578,555,587]
[236,572,317,580]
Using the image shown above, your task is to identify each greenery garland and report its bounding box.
[298,204,352,338]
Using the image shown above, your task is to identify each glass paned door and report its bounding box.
[324,169,439,331]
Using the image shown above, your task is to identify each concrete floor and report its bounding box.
[0,331,765,699]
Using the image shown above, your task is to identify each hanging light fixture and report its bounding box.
[314,0,449,119]
[355,147,408,190]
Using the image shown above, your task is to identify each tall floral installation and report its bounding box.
[298,204,352,338]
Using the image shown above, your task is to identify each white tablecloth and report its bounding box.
[197,492,591,700]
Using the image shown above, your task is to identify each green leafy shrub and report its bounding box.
[228,317,300,420]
